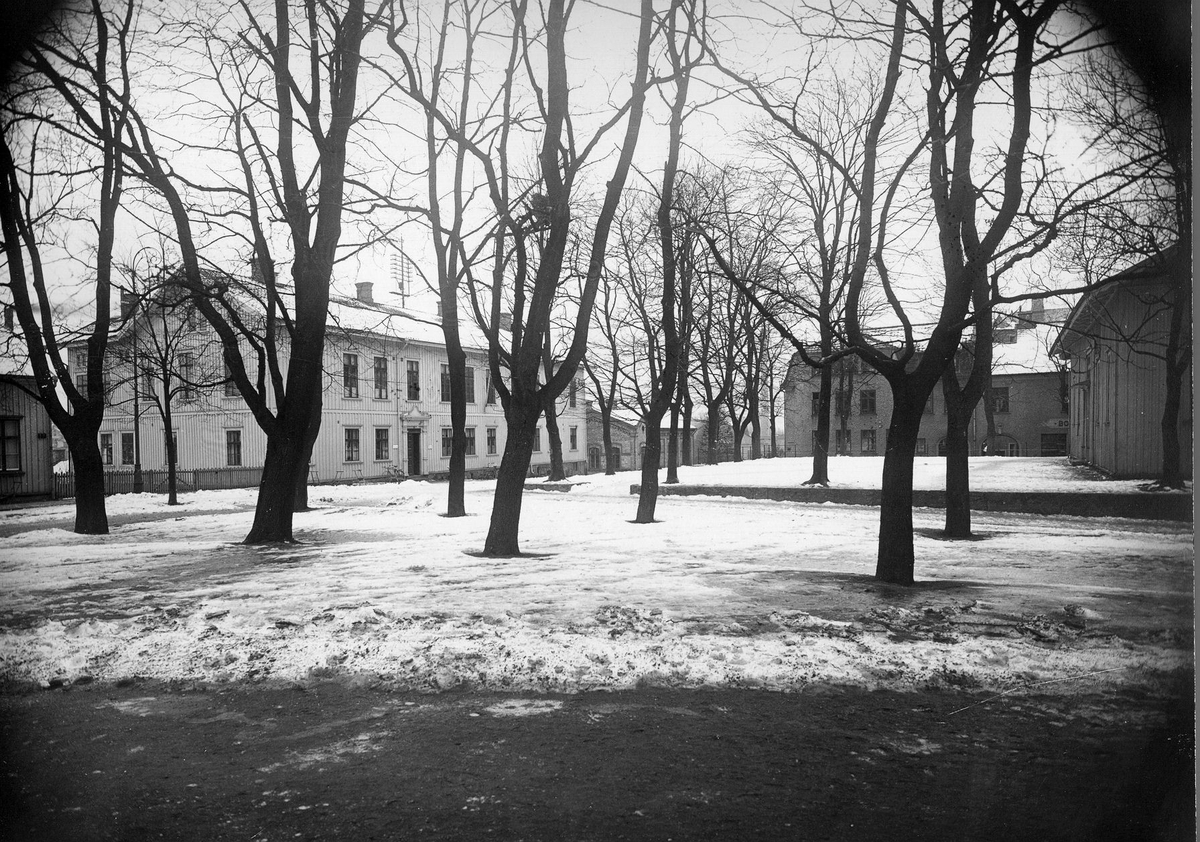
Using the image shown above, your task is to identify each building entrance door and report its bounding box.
[407,429,422,475]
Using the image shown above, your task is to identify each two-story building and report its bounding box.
[73,277,588,492]
[782,303,1070,459]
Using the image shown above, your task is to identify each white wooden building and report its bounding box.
[72,280,589,490]
[1052,254,1193,479]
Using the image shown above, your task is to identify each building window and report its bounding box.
[99,433,113,465]
[464,366,475,403]
[440,364,452,402]
[924,397,934,415]
[569,425,578,450]
[120,432,135,465]
[343,353,360,398]
[373,356,388,400]
[859,389,876,415]
[532,427,541,452]
[1040,432,1068,457]
[163,431,178,465]
[73,349,88,393]
[860,429,877,454]
[441,427,453,458]
[178,352,196,402]
[991,386,1010,414]
[0,418,20,472]
[485,370,497,405]
[834,429,848,455]
[344,427,361,462]
[811,391,820,418]
[375,427,390,461]
[834,390,849,418]
[465,427,477,456]
[915,438,926,455]
[569,379,578,408]
[225,430,242,466]
[406,360,420,401]
[486,426,497,455]
[224,361,239,397]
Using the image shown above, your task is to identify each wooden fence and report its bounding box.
[53,466,264,499]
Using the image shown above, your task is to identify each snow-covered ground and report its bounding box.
[0,457,1192,696]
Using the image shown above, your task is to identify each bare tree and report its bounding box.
[453,0,656,555]
[0,0,136,534]
[115,0,379,543]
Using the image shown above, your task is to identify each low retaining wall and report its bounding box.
[628,484,1193,522]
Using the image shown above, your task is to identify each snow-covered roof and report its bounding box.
[326,293,492,354]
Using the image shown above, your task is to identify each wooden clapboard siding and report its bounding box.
[1056,257,1192,480]
[0,376,55,498]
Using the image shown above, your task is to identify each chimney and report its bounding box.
[356,282,374,304]
[499,310,513,331]
[120,291,138,321]
[3,304,13,331]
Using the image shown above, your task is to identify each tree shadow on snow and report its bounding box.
[914,527,1002,542]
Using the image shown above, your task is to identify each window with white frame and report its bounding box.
[344,427,361,462]
[464,366,475,403]
[569,426,578,450]
[120,432,135,465]
[440,364,452,402]
[568,379,578,408]
[225,430,242,466]
[343,353,360,398]
[486,426,497,455]
[532,427,541,452]
[485,370,496,404]
[373,356,388,400]
[406,360,420,400]
[178,352,196,402]
[0,418,20,472]
[375,427,390,461]
[441,427,453,458]
[100,432,113,465]
[224,361,239,397]
[465,427,476,456]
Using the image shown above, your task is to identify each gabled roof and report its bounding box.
[1052,247,1180,357]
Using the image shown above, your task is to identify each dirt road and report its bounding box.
[1,678,1192,842]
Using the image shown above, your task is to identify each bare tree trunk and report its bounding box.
[544,398,566,481]
[444,315,469,515]
[65,432,109,534]
[875,385,926,585]
[483,399,539,555]
[943,382,973,538]
[601,405,616,475]
[665,394,680,484]
[1159,254,1190,488]
[805,364,833,485]
[163,402,179,506]
[705,408,721,464]
[681,393,693,467]
[635,417,665,522]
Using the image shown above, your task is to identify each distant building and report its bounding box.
[584,405,696,472]
[69,278,587,492]
[0,310,55,500]
[782,303,1070,459]
[1052,253,1193,479]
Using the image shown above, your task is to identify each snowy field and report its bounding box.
[0,457,1192,697]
